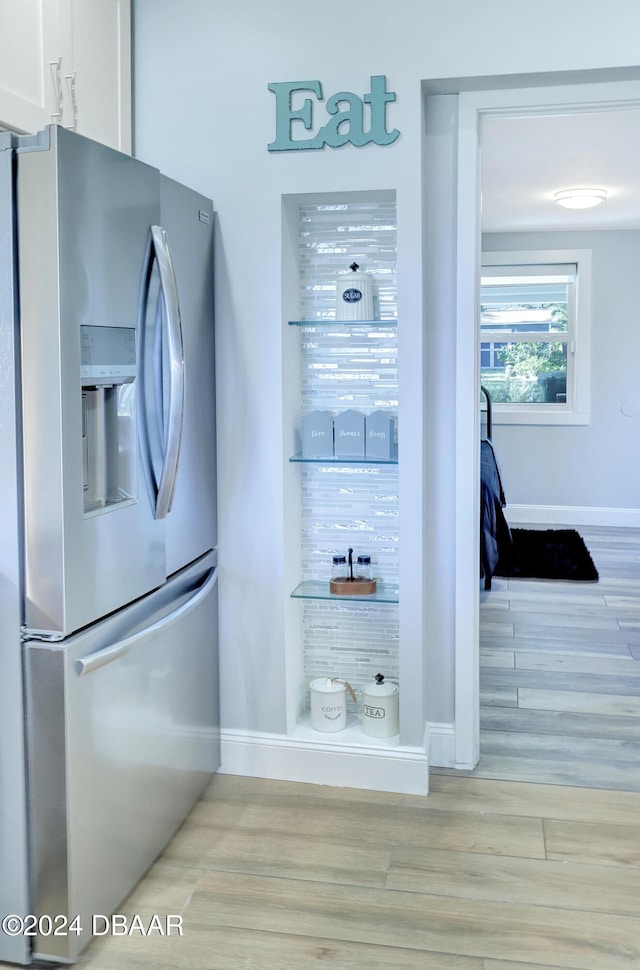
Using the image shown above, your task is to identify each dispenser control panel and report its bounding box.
[81,326,136,386]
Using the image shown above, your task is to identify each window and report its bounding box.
[480,250,591,425]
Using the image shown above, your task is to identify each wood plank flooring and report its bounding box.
[25,772,640,970]
[459,525,640,791]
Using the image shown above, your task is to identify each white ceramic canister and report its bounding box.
[310,677,348,732]
[361,673,399,738]
[336,261,374,320]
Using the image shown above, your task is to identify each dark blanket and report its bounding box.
[480,439,511,590]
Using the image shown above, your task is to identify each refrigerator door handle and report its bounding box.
[151,225,185,520]
[75,566,218,676]
[137,229,158,513]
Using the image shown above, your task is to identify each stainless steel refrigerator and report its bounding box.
[0,125,219,965]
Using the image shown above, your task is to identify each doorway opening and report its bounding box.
[476,101,640,790]
[424,69,640,789]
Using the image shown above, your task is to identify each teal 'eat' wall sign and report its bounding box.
[268,75,399,152]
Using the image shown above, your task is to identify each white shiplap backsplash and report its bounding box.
[296,201,399,713]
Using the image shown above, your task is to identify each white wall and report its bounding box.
[484,229,640,519]
[133,0,640,755]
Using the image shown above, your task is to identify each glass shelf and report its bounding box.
[288,319,397,327]
[291,580,399,604]
[289,453,398,465]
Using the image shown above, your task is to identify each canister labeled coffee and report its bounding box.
[310,677,356,732]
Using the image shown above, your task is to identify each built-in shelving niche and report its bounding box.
[283,193,399,734]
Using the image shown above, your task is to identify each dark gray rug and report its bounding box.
[495,528,599,582]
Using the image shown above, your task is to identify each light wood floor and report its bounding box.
[32,771,640,970]
[471,524,640,791]
[6,526,639,969]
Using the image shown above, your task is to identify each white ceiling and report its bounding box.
[481,107,640,233]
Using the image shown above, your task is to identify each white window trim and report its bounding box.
[481,249,591,425]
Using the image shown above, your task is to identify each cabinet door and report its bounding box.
[69,0,132,152]
[0,0,60,133]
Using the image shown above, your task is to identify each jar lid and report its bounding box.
[332,555,346,564]
[310,677,346,693]
[357,555,371,564]
[363,673,398,696]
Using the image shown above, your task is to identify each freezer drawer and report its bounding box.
[24,552,219,963]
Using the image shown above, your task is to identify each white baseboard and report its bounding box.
[220,728,429,795]
[506,504,640,528]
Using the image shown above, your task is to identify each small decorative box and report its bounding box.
[365,410,397,459]
[334,409,365,458]
[301,410,334,458]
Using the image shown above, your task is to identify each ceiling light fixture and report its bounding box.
[554,187,607,210]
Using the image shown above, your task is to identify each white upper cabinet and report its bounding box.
[0,0,59,134]
[67,0,131,152]
[0,0,131,153]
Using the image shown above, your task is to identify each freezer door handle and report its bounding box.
[151,225,185,520]
[75,566,218,676]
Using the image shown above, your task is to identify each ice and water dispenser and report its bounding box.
[81,325,137,514]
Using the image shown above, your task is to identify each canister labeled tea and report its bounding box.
[336,262,374,320]
[361,673,399,738]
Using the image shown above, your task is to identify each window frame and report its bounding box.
[480,249,592,425]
